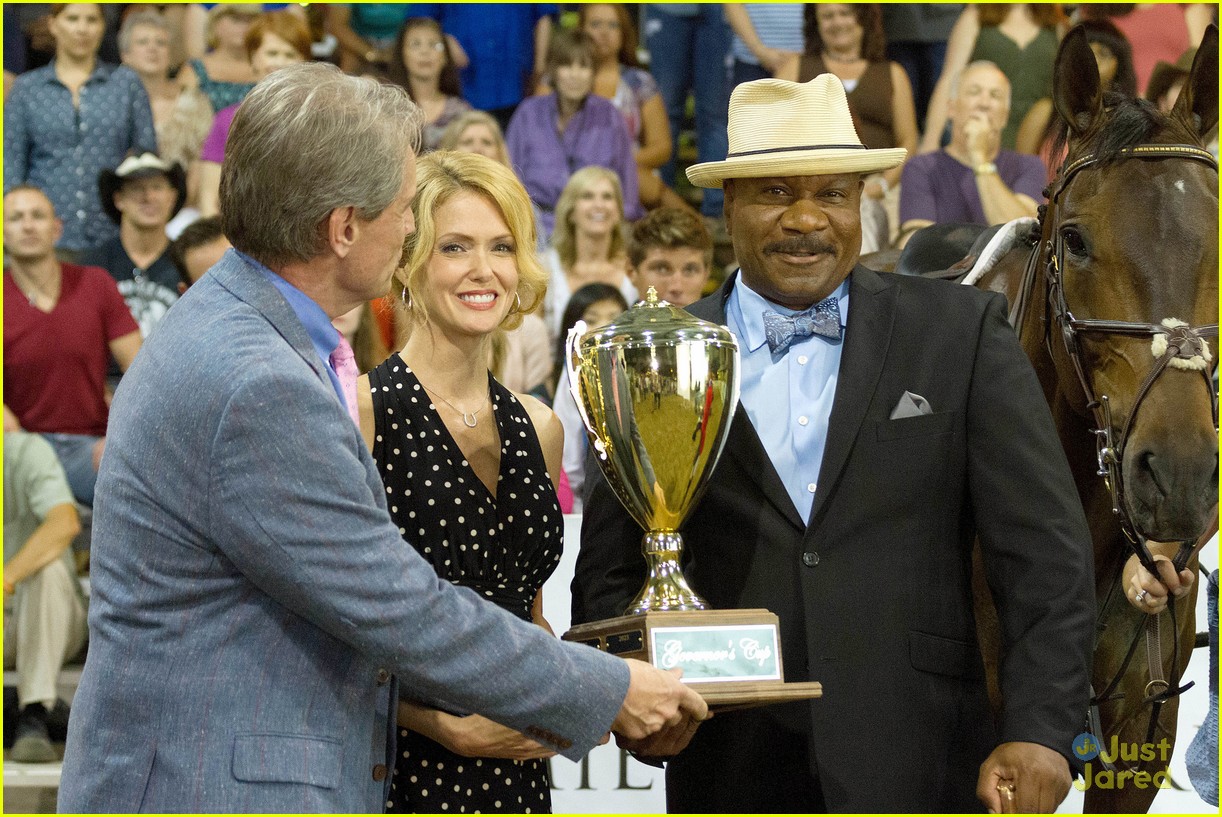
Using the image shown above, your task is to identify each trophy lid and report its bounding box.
[581,287,738,351]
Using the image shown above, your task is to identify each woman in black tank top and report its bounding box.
[357,151,565,814]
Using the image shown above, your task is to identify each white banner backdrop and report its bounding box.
[542,515,667,814]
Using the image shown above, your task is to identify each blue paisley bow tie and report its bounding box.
[763,297,841,354]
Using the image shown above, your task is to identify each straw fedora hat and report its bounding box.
[686,74,907,189]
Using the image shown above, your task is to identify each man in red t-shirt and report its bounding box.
[3,186,142,505]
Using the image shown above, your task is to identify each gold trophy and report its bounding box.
[563,289,821,709]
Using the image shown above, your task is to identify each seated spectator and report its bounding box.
[4,431,87,763]
[117,10,214,238]
[624,206,713,309]
[506,29,642,241]
[1017,20,1138,169]
[384,17,471,152]
[777,4,919,252]
[554,209,713,508]
[3,3,157,257]
[898,61,1045,245]
[197,10,312,217]
[178,4,308,61]
[539,166,638,349]
[3,187,142,506]
[1147,46,1198,114]
[551,283,630,513]
[326,3,413,75]
[431,4,556,130]
[439,110,511,167]
[919,4,1065,153]
[176,4,258,114]
[576,4,690,213]
[1078,3,1213,96]
[169,215,230,292]
[81,153,187,340]
[1146,46,1218,160]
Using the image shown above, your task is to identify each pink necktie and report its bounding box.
[330,336,360,425]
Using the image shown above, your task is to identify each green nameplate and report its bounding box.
[649,624,781,682]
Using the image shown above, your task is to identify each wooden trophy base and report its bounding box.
[564,609,822,711]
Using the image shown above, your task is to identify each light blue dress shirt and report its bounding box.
[235,250,348,411]
[725,274,849,522]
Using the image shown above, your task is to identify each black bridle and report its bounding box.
[1040,143,1219,574]
[1033,142,1219,758]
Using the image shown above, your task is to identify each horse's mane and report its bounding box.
[1047,92,1199,174]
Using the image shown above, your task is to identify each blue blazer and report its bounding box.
[59,251,628,813]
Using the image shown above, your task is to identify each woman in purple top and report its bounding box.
[196,11,311,217]
[580,4,691,213]
[506,29,642,243]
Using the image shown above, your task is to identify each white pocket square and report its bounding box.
[890,391,932,419]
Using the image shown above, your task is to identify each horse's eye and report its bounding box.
[1060,227,1089,258]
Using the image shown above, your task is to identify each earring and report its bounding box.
[401,286,412,310]
[509,291,522,314]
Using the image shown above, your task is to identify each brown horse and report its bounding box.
[969,26,1219,813]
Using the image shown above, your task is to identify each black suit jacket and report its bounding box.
[573,267,1095,813]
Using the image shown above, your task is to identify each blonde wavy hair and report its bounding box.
[437,111,510,167]
[551,166,627,270]
[393,151,547,333]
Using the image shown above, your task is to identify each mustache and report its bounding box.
[765,238,835,255]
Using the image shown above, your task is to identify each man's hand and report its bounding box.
[964,113,1000,167]
[611,660,709,753]
[615,713,705,759]
[1126,550,1195,615]
[977,741,1070,813]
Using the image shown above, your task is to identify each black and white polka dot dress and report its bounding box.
[370,355,561,814]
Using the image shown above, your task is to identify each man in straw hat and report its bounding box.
[58,62,707,813]
[575,74,1094,813]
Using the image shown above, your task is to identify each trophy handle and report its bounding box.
[565,321,607,458]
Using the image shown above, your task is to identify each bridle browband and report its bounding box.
[1034,142,1218,756]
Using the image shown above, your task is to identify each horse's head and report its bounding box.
[1045,25,1218,542]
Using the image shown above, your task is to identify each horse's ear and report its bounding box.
[1170,24,1218,139]
[1053,26,1103,136]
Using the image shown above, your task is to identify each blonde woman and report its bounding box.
[437,111,550,398]
[540,166,638,347]
[356,151,564,814]
[438,109,512,166]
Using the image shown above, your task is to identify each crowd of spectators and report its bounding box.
[2,1,1217,764]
